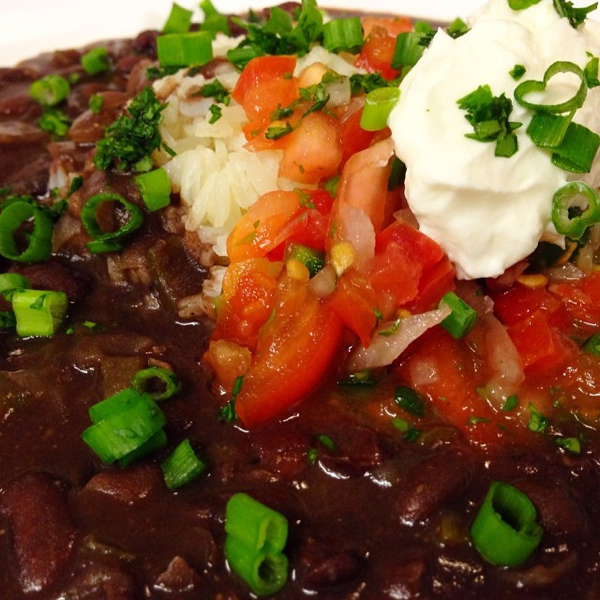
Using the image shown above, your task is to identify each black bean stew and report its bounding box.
[1,10,600,600]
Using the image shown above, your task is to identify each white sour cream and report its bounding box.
[389,0,600,279]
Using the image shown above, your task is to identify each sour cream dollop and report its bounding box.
[389,0,600,279]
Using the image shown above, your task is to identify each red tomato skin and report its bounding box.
[492,284,568,328]
[507,311,576,376]
[235,277,345,428]
[339,107,377,165]
[371,220,450,310]
[232,55,298,130]
[327,273,379,347]
[395,329,507,448]
[356,26,401,81]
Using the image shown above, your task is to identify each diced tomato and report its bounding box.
[278,111,343,184]
[333,137,396,234]
[406,255,456,314]
[550,271,600,332]
[227,190,304,262]
[356,26,402,81]
[492,284,569,329]
[203,339,252,392]
[361,16,413,38]
[507,311,576,376]
[339,106,377,165]
[395,329,508,448]
[268,189,334,259]
[212,258,283,349]
[232,55,298,133]
[234,276,345,428]
[371,220,452,313]
[327,272,379,346]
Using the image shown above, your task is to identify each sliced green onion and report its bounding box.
[526,112,572,148]
[38,106,72,137]
[360,87,401,132]
[119,429,168,467]
[0,201,54,263]
[509,0,542,8]
[514,61,587,114]
[81,47,111,75]
[12,289,68,337]
[131,366,181,401]
[157,31,214,67]
[161,438,207,489]
[200,0,231,36]
[322,17,364,54]
[80,192,144,253]
[394,385,425,417]
[30,74,70,106]
[82,391,166,464]
[0,273,30,300]
[471,481,543,567]
[285,243,325,277]
[225,493,289,596]
[550,122,600,173]
[163,3,193,34]
[391,22,433,70]
[135,168,172,212]
[552,181,600,239]
[439,291,478,340]
[585,54,600,88]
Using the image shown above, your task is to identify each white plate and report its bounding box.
[0,0,486,67]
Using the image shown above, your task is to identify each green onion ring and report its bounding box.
[552,181,600,239]
[131,366,182,401]
[80,192,144,253]
[514,61,587,114]
[470,481,543,567]
[0,201,54,263]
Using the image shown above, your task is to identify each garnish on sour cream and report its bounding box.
[389,0,600,279]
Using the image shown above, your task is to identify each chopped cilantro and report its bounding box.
[94,87,168,172]
[527,403,550,433]
[89,93,104,114]
[555,436,581,454]
[219,375,243,423]
[0,311,16,330]
[394,385,425,417]
[457,84,522,158]
[350,72,396,95]
[553,0,597,28]
[196,79,231,105]
[209,104,223,123]
[227,0,323,68]
[502,394,519,412]
[509,64,526,81]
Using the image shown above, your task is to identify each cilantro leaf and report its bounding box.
[94,86,168,172]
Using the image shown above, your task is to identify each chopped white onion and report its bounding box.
[348,305,452,371]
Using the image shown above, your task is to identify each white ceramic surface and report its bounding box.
[0,0,486,66]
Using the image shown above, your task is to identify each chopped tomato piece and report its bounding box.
[333,137,396,233]
[235,277,345,428]
[278,111,343,184]
[550,271,600,332]
[212,258,283,350]
[356,26,401,81]
[203,340,252,392]
[395,329,508,448]
[327,272,379,346]
[232,55,298,133]
[492,284,569,329]
[339,106,377,165]
[407,255,456,313]
[371,220,451,313]
[507,311,576,376]
[361,16,413,37]
[227,191,304,262]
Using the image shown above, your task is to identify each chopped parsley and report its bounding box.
[94,86,169,172]
[219,375,243,423]
[457,84,522,158]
